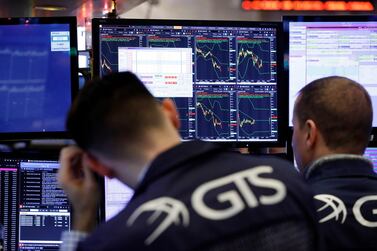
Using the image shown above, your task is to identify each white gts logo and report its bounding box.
[314,194,377,227]
[127,166,287,244]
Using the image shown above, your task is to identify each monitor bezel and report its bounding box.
[0,16,78,141]
[283,15,377,144]
[92,18,287,147]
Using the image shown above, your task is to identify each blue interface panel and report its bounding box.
[96,21,280,143]
[364,147,377,173]
[0,21,73,133]
[0,158,70,251]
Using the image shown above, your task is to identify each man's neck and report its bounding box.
[115,133,181,188]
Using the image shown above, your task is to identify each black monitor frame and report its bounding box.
[0,16,78,141]
[0,150,69,251]
[283,15,377,145]
[92,18,287,147]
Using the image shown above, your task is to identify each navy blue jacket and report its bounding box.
[304,155,377,251]
[78,141,321,251]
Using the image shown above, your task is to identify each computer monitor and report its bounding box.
[78,50,90,69]
[77,26,86,51]
[0,153,71,250]
[284,16,377,130]
[103,177,133,221]
[92,18,286,147]
[363,147,377,173]
[0,17,78,139]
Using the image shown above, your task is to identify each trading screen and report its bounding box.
[0,158,70,250]
[0,21,74,133]
[104,177,133,221]
[96,21,279,142]
[364,147,377,173]
[288,20,377,126]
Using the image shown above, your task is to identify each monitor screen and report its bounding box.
[363,147,377,173]
[284,16,377,127]
[77,26,86,51]
[0,17,78,138]
[92,19,285,146]
[104,178,133,221]
[78,50,90,69]
[0,155,71,251]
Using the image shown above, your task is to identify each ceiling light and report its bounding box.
[34,5,67,11]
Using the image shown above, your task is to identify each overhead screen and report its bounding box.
[92,19,285,146]
[0,155,71,250]
[0,17,78,138]
[284,16,377,127]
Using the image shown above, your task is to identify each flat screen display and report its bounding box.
[78,50,90,69]
[92,19,285,146]
[104,178,133,221]
[0,154,71,250]
[364,147,377,173]
[284,16,377,127]
[0,17,78,138]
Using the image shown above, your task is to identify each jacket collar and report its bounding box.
[135,140,224,192]
[304,154,375,181]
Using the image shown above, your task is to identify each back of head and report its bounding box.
[67,72,164,159]
[294,76,373,154]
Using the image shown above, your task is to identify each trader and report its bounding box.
[59,72,321,251]
[292,76,377,250]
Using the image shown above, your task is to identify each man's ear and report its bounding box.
[161,98,180,130]
[304,119,318,149]
[83,153,115,178]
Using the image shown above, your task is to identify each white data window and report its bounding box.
[289,21,377,126]
[51,31,70,52]
[105,178,134,221]
[118,47,193,98]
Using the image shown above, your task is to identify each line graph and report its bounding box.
[100,35,139,76]
[196,92,230,139]
[158,97,191,139]
[147,36,188,48]
[237,92,271,138]
[237,38,271,82]
[0,48,48,84]
[172,98,190,139]
[0,48,48,128]
[195,37,230,82]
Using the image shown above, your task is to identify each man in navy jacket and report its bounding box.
[59,72,321,251]
[292,76,377,251]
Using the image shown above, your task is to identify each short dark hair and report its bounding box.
[67,72,164,158]
[294,76,373,153]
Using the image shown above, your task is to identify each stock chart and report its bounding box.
[100,36,140,75]
[195,37,230,82]
[97,22,279,142]
[171,98,190,139]
[196,92,231,139]
[147,36,189,48]
[237,38,271,82]
[238,92,271,138]
[159,97,192,139]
